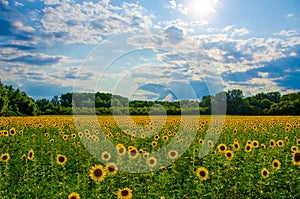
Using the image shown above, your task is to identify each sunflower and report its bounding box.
[9,127,16,136]
[116,144,126,156]
[270,139,276,148]
[71,134,76,138]
[68,192,80,199]
[106,162,117,175]
[147,157,157,167]
[272,160,281,170]
[102,151,111,161]
[21,154,26,160]
[261,144,266,149]
[285,136,289,143]
[291,146,298,152]
[225,150,234,160]
[154,134,160,140]
[261,168,269,178]
[217,144,227,153]
[56,154,67,165]
[196,167,209,181]
[63,135,69,141]
[292,151,300,166]
[168,150,178,159]
[117,188,132,199]
[276,140,284,147]
[199,139,204,145]
[90,165,106,182]
[1,153,10,162]
[128,147,139,159]
[28,149,34,161]
[233,142,240,150]
[151,141,157,147]
[245,144,252,153]
[142,152,150,159]
[162,135,169,142]
[247,140,252,145]
[296,139,300,145]
[252,141,259,148]
[3,130,8,137]
[160,166,167,171]
[207,140,214,147]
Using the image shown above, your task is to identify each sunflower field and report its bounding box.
[1,115,300,199]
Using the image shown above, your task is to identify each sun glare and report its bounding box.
[188,0,218,18]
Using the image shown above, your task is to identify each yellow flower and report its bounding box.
[261,168,269,178]
[68,192,80,199]
[90,165,106,182]
[1,153,10,162]
[117,188,132,199]
[196,167,209,181]
[56,154,67,165]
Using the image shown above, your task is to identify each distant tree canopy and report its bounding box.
[0,80,38,116]
[0,80,299,116]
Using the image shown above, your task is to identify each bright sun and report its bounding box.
[188,0,218,18]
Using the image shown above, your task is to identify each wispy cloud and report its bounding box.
[274,29,298,37]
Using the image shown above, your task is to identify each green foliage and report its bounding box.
[0,80,38,116]
[0,80,299,116]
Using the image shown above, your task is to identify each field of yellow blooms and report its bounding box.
[1,115,300,199]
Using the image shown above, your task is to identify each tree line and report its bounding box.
[0,80,299,116]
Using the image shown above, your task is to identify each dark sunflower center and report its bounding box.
[170,152,176,157]
[94,169,103,177]
[234,144,238,148]
[29,152,33,158]
[121,190,129,196]
[271,142,274,146]
[253,143,257,146]
[246,146,251,150]
[2,155,8,160]
[70,196,76,199]
[274,162,278,167]
[279,142,282,145]
[108,166,115,172]
[131,150,137,155]
[263,171,268,176]
[59,156,65,162]
[104,154,109,159]
[199,171,206,177]
[295,153,300,162]
[226,153,232,157]
[119,148,124,153]
[220,146,225,151]
[150,159,155,164]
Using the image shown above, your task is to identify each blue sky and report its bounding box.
[0,0,299,100]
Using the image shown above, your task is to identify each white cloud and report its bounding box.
[232,28,250,36]
[41,1,154,44]
[222,25,249,37]
[0,0,8,6]
[286,13,295,18]
[14,1,23,6]
[223,25,233,32]
[274,29,298,37]
[13,21,35,32]
[169,0,177,8]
